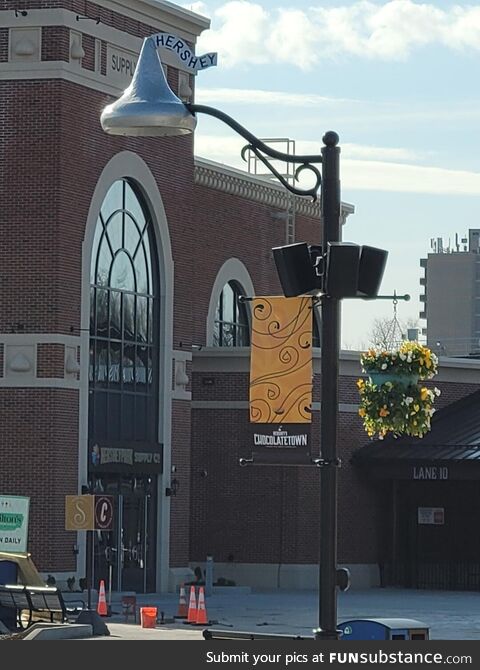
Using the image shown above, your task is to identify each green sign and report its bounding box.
[0,495,30,553]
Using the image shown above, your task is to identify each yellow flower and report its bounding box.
[357,378,365,389]
[413,404,420,412]
[358,408,366,417]
[420,387,429,401]
[379,406,390,417]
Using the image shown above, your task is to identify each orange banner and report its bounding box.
[249,296,313,424]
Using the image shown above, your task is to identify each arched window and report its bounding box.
[213,281,250,347]
[89,179,158,443]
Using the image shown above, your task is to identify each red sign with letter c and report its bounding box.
[94,496,114,530]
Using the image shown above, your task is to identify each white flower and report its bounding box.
[399,353,406,361]
[434,388,441,396]
[404,397,414,405]
[381,363,387,370]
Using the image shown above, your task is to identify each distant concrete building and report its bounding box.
[420,229,480,357]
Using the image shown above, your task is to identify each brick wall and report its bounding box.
[0,389,78,571]
[191,370,480,566]
[37,343,65,378]
[41,26,70,62]
[81,32,95,71]
[0,27,8,62]
[0,1,185,41]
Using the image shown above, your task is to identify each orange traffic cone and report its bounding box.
[195,587,209,625]
[175,583,188,619]
[186,585,197,623]
[97,579,108,617]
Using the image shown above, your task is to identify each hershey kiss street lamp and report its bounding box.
[101,36,385,640]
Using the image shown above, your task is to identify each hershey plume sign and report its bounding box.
[151,32,217,72]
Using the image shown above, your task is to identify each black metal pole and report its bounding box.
[314,131,341,641]
[86,529,92,610]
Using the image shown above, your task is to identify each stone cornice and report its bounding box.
[194,157,355,221]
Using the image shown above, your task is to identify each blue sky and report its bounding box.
[181,0,480,348]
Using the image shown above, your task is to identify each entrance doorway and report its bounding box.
[94,476,157,593]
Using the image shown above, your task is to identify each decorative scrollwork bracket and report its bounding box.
[187,104,323,200]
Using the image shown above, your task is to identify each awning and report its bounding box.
[352,388,480,480]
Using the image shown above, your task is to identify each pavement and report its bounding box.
[65,588,480,641]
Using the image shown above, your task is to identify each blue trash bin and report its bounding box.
[0,560,19,630]
[0,560,18,585]
[339,618,429,640]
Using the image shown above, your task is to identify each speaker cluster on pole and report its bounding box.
[272,241,388,299]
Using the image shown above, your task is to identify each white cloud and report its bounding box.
[197,1,480,68]
[340,144,421,162]
[342,159,480,194]
[195,86,480,130]
[194,134,480,195]
[195,87,357,107]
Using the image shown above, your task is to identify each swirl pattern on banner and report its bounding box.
[249,296,313,424]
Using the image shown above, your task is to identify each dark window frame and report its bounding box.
[213,280,250,347]
[89,179,159,444]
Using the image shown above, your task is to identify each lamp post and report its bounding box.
[100,36,341,639]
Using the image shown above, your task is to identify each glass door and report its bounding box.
[94,476,157,594]
[119,478,156,592]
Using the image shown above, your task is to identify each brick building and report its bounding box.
[1,0,480,594]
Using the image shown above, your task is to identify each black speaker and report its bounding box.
[325,242,360,298]
[272,242,320,297]
[358,246,388,297]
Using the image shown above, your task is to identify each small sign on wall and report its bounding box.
[418,507,445,525]
[0,495,30,552]
[65,495,114,531]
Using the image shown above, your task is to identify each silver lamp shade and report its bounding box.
[100,37,196,137]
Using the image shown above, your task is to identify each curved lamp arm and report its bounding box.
[187,103,323,200]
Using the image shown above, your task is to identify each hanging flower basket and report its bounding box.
[357,341,441,440]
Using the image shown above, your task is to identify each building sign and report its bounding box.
[90,442,163,474]
[0,495,29,552]
[150,32,217,72]
[413,466,449,480]
[65,495,114,531]
[249,296,312,462]
[94,496,114,531]
[418,507,445,525]
[107,46,138,88]
[253,424,309,448]
[65,495,94,531]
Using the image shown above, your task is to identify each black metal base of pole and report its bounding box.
[76,609,110,636]
[313,628,341,640]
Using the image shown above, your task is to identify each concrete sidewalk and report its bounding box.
[74,588,480,640]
